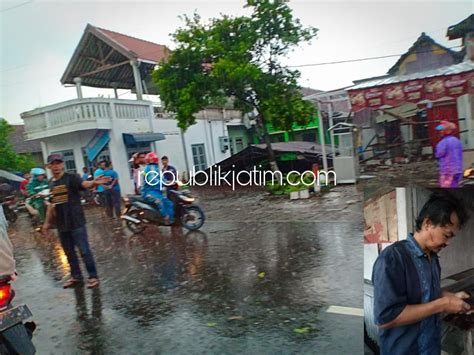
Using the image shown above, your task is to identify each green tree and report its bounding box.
[0,119,35,172]
[153,0,317,170]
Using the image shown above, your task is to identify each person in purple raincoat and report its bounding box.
[435,120,463,188]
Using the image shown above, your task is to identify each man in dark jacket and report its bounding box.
[372,192,471,354]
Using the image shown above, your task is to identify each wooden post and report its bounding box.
[73,77,83,99]
[130,60,143,101]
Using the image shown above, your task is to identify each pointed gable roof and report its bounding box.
[94,26,170,63]
[387,32,461,75]
[61,24,170,91]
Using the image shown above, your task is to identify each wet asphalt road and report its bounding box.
[9,187,363,354]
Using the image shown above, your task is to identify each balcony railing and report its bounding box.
[22,98,154,140]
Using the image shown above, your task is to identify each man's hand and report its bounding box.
[94,175,112,186]
[442,294,471,314]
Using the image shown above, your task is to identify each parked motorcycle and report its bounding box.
[0,276,36,355]
[121,189,205,232]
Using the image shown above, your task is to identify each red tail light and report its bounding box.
[0,284,13,310]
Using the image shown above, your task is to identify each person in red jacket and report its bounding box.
[19,172,31,198]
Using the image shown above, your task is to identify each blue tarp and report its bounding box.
[123,133,166,145]
[86,130,110,161]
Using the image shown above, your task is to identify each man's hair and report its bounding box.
[162,156,168,160]
[137,152,146,157]
[415,191,468,231]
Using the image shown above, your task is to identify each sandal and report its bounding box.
[87,278,100,289]
[63,278,82,289]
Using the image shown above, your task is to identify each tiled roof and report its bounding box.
[8,125,41,154]
[95,26,170,63]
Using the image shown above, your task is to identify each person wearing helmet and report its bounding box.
[435,120,463,188]
[141,152,174,224]
[26,167,49,223]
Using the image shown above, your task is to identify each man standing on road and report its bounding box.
[103,162,121,219]
[43,153,110,289]
[94,161,107,206]
[435,120,463,188]
[372,192,471,354]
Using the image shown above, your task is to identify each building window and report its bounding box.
[191,144,207,171]
[302,130,317,142]
[52,150,76,173]
[235,137,244,153]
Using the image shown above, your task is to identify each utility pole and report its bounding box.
[316,101,328,172]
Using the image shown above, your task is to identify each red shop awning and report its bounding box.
[348,62,474,112]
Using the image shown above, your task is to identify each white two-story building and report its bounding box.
[21,24,244,195]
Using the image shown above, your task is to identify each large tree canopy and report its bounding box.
[153,0,318,168]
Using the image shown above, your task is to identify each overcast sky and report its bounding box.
[1,0,472,124]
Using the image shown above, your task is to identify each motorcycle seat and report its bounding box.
[130,195,159,208]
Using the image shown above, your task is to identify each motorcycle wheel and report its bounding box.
[125,209,146,234]
[182,205,205,231]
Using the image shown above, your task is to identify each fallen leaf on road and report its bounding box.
[207,322,217,327]
[293,327,311,334]
[228,316,243,321]
[258,272,265,278]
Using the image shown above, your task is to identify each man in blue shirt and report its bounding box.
[372,192,471,355]
[103,162,121,219]
[94,161,107,206]
[81,167,92,181]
